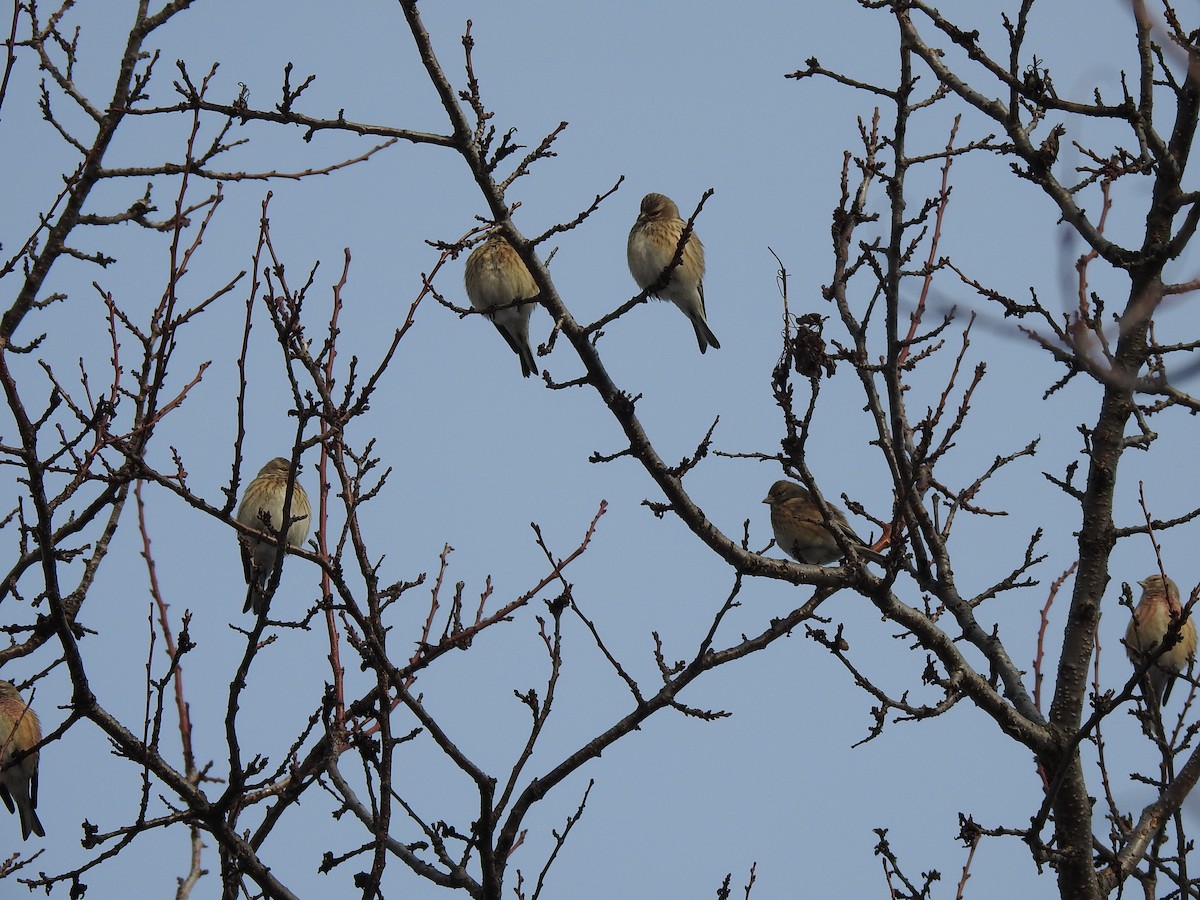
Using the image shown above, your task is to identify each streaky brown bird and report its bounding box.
[237,458,311,615]
[762,479,885,566]
[465,232,541,378]
[0,680,44,840]
[627,192,719,353]
[1126,574,1197,706]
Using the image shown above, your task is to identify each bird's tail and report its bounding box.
[856,544,888,566]
[495,322,539,378]
[1160,669,1177,706]
[839,525,888,566]
[516,342,538,378]
[691,315,721,354]
[21,801,44,840]
[244,581,262,616]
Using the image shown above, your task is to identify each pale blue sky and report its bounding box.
[1,1,1194,897]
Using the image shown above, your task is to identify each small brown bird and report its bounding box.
[237,458,311,615]
[762,480,885,566]
[1125,574,1197,706]
[627,192,720,353]
[464,232,540,378]
[0,680,44,840]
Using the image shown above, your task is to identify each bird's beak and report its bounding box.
[1136,579,1147,588]
[761,497,770,505]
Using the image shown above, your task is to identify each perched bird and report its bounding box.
[627,192,720,353]
[464,233,540,378]
[0,680,44,840]
[1125,574,1197,706]
[762,480,886,566]
[237,458,311,615]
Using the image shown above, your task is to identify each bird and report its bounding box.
[762,480,886,566]
[1125,574,1197,707]
[237,457,311,615]
[627,192,720,353]
[464,232,541,378]
[0,680,44,840]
